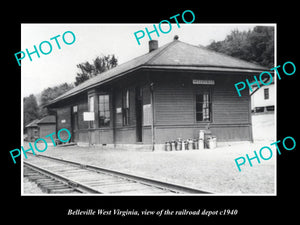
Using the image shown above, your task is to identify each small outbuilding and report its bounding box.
[24,115,56,142]
[36,115,56,141]
[46,38,268,150]
[25,119,39,141]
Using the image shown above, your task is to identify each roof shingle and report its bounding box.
[47,39,267,106]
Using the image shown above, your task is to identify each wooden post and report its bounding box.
[88,129,91,147]
[150,82,155,151]
[112,89,117,148]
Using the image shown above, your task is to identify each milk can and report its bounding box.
[193,139,198,150]
[185,140,189,150]
[176,138,182,150]
[199,130,205,140]
[165,141,171,151]
[171,140,176,151]
[208,136,217,149]
[204,130,212,148]
[188,139,194,150]
[182,140,186,150]
[198,139,204,150]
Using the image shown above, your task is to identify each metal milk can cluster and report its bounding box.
[164,130,217,151]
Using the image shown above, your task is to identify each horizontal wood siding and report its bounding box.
[39,124,56,141]
[155,126,196,143]
[151,72,252,142]
[71,95,88,143]
[155,124,250,143]
[77,100,88,130]
[115,127,136,144]
[155,82,194,125]
[57,107,71,133]
[77,130,88,143]
[210,125,250,141]
[112,74,152,144]
[213,77,250,124]
[55,93,89,143]
[52,70,253,145]
[142,126,152,144]
[153,74,250,126]
[91,129,113,144]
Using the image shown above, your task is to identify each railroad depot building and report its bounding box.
[46,38,267,150]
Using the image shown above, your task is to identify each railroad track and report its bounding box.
[23,154,211,195]
[24,165,84,194]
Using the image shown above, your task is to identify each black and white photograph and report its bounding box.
[3,4,299,223]
[21,23,276,196]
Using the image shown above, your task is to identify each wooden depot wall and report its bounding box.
[53,69,253,147]
[151,70,252,142]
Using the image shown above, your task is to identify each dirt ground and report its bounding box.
[23,113,276,195]
[252,113,275,142]
[23,177,44,194]
[23,141,276,195]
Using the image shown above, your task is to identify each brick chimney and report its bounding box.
[149,40,158,52]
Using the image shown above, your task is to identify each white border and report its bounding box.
[21,23,277,197]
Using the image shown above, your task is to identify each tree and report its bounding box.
[23,83,74,126]
[93,54,118,73]
[23,94,39,127]
[206,26,274,68]
[247,26,274,67]
[74,54,118,86]
[39,83,74,116]
[40,83,74,106]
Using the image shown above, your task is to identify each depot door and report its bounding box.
[135,87,143,142]
[71,105,78,142]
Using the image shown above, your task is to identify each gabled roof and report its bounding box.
[47,39,267,106]
[25,115,56,128]
[37,115,56,124]
[25,119,39,128]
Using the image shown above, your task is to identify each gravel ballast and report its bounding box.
[23,140,276,195]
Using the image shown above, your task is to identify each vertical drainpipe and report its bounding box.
[53,108,58,140]
[150,82,155,151]
[112,88,117,148]
[248,75,254,143]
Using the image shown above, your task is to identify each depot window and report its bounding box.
[98,94,110,127]
[264,88,269,100]
[196,92,211,122]
[88,96,95,128]
[122,89,130,126]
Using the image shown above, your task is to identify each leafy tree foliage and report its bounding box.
[75,54,118,86]
[206,26,274,68]
[23,94,39,127]
[39,83,74,116]
[40,83,73,106]
[24,83,74,129]
[24,55,118,127]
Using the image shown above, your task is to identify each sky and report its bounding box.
[21,23,260,97]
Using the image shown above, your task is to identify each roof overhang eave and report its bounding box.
[46,64,269,107]
[45,66,144,107]
[140,64,268,74]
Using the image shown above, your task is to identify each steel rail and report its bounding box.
[24,161,102,194]
[26,153,212,194]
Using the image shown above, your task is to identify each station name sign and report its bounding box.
[192,79,215,85]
